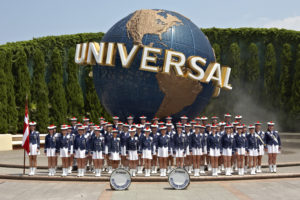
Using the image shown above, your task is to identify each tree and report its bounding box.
[263,43,277,108]
[30,48,49,133]
[48,47,67,126]
[227,43,242,83]
[65,47,84,118]
[279,43,292,112]
[13,47,31,131]
[290,44,300,129]
[246,43,260,95]
[4,49,17,133]
[0,50,8,133]
[84,66,111,123]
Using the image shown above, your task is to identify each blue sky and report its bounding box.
[0,0,299,44]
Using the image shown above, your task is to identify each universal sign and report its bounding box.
[74,42,232,92]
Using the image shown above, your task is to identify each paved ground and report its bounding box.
[1,178,300,200]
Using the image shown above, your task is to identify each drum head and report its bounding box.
[168,168,190,190]
[110,168,131,190]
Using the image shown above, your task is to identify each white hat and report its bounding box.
[70,117,77,121]
[236,125,243,129]
[29,121,37,126]
[136,124,143,129]
[165,116,172,120]
[83,117,90,121]
[151,123,158,128]
[248,125,255,129]
[77,126,85,130]
[224,113,231,117]
[268,121,275,126]
[129,128,136,132]
[159,125,166,130]
[166,122,173,126]
[144,127,151,132]
[127,116,134,120]
[180,115,188,119]
[139,116,147,119]
[47,125,55,130]
[235,115,242,119]
[201,116,208,120]
[255,121,262,125]
[112,116,119,120]
[61,124,68,130]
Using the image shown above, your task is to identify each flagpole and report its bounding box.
[23,94,28,175]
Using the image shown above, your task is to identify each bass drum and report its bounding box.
[168,168,190,190]
[110,168,131,190]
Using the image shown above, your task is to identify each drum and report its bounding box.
[168,168,190,190]
[110,168,131,190]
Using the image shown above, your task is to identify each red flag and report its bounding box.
[22,98,30,154]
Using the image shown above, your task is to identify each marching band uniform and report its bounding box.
[58,125,72,176]
[255,121,266,173]
[109,129,121,171]
[91,129,105,176]
[221,126,235,175]
[234,126,248,175]
[150,124,160,173]
[265,121,281,173]
[157,126,171,176]
[185,124,193,173]
[173,130,187,158]
[28,122,40,176]
[126,128,139,176]
[141,128,154,176]
[246,126,259,175]
[74,127,89,177]
[45,125,59,176]
[191,124,204,176]
[207,129,221,176]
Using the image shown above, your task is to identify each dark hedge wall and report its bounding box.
[0,28,299,132]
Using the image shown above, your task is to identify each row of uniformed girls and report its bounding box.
[27,114,281,177]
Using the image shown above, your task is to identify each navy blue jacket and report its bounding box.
[221,134,235,150]
[246,134,259,151]
[126,136,139,153]
[157,134,171,152]
[74,135,89,152]
[173,133,187,152]
[58,135,72,152]
[109,137,121,153]
[207,134,221,150]
[234,134,248,149]
[141,136,154,151]
[135,133,145,153]
[91,136,105,152]
[265,131,281,146]
[186,131,193,149]
[29,131,40,149]
[120,131,129,146]
[191,133,204,150]
[44,134,59,153]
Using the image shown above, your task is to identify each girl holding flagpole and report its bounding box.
[28,121,40,176]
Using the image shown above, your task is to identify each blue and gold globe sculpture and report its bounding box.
[93,9,216,122]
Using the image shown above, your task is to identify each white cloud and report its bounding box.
[263,16,300,31]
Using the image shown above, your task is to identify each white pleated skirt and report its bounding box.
[209,148,220,157]
[248,149,258,156]
[92,151,104,159]
[142,149,152,159]
[258,145,264,156]
[175,149,185,158]
[236,147,246,155]
[203,145,207,154]
[128,150,138,160]
[46,148,56,157]
[110,152,120,160]
[268,145,279,154]
[121,146,126,156]
[75,149,86,158]
[158,147,169,157]
[192,148,203,156]
[60,148,69,158]
[186,146,191,156]
[222,148,232,156]
[29,144,40,156]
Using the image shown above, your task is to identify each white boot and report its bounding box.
[154,166,158,174]
[213,168,218,176]
[33,167,37,175]
[68,166,72,174]
[244,166,248,174]
[77,169,81,177]
[225,168,231,176]
[147,169,151,177]
[29,167,33,176]
[151,166,155,174]
[61,168,66,177]
[167,166,171,174]
[108,166,113,174]
[208,164,212,171]
[234,163,238,171]
[217,166,221,174]
[133,169,136,177]
[251,167,256,175]
[238,168,241,175]
[241,168,244,176]
[52,168,56,176]
[221,164,225,171]
[137,166,142,174]
[194,169,200,176]
[269,165,273,173]
[200,166,205,174]
[160,169,164,176]
[188,166,192,174]
[273,165,277,173]
[257,166,262,173]
[48,168,52,176]
[82,168,85,177]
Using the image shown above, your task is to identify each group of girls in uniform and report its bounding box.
[27,114,281,177]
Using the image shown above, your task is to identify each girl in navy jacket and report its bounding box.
[141,128,154,177]
[191,124,204,176]
[221,124,235,176]
[58,125,72,176]
[28,121,40,176]
[207,125,221,176]
[91,126,105,176]
[74,126,89,177]
[246,125,259,175]
[234,126,248,175]
[44,125,59,176]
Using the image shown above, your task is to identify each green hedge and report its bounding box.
[0,28,299,132]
